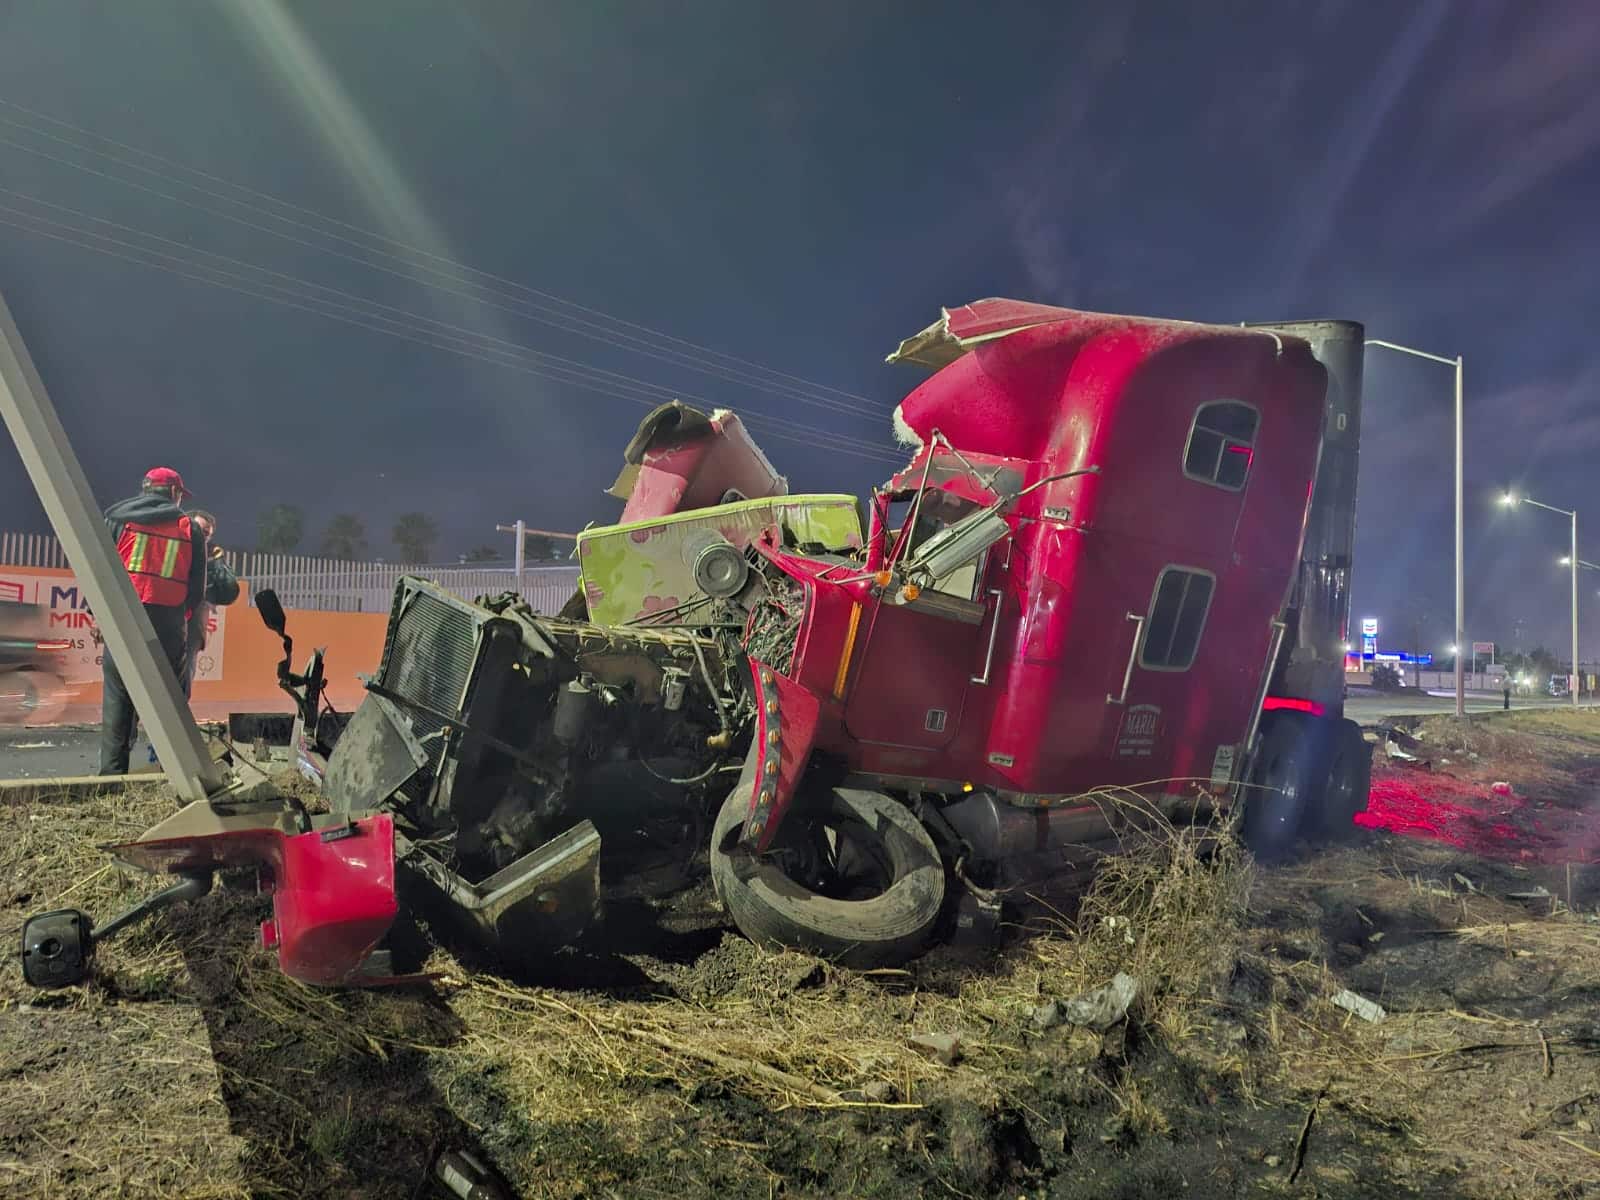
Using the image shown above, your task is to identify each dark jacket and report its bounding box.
[104,493,206,610]
[204,557,240,606]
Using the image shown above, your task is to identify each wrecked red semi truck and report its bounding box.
[21,299,1370,986]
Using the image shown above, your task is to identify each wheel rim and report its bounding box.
[773,813,897,901]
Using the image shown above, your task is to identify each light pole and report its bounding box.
[1365,340,1465,717]
[1560,555,1600,697]
[1502,492,1579,708]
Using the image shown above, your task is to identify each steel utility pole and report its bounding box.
[496,522,579,595]
[1365,341,1465,718]
[1560,554,1600,699]
[0,289,222,800]
[1503,491,1580,710]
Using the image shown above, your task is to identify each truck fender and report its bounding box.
[739,658,822,852]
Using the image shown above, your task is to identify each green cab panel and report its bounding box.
[577,494,862,626]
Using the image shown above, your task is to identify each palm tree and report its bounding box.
[320,514,368,560]
[392,512,439,563]
[256,504,304,553]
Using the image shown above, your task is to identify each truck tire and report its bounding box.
[1310,718,1371,841]
[1240,713,1324,862]
[710,784,945,969]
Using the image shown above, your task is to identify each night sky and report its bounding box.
[2,1,1597,659]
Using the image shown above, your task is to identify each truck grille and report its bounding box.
[377,580,485,810]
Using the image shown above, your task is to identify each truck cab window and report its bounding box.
[1139,567,1215,670]
[906,491,987,600]
[1183,401,1258,491]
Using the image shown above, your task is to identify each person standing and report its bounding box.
[178,510,241,698]
[98,467,206,775]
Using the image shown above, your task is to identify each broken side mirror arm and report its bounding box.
[20,871,215,989]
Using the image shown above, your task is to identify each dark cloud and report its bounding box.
[0,0,1597,653]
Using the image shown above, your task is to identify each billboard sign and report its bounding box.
[0,568,225,685]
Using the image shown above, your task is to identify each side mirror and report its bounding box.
[907,507,1011,587]
[257,589,287,637]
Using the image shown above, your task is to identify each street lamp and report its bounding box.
[1502,491,1580,708]
[1559,555,1600,571]
[1365,340,1464,717]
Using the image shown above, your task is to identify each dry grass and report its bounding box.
[10,749,1598,1196]
[1411,707,1600,776]
[3,776,1258,1198]
[1,781,251,1199]
[1252,843,1600,1196]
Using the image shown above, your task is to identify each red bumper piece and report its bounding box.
[106,814,399,986]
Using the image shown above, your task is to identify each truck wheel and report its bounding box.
[1241,713,1324,862]
[1311,719,1371,841]
[710,784,945,969]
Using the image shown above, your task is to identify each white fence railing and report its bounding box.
[0,531,580,615]
[0,531,69,570]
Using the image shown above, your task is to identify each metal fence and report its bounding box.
[0,531,581,614]
[0,531,69,570]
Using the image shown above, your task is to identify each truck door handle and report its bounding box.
[970,589,1004,685]
[1106,612,1144,705]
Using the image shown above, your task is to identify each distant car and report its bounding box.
[0,601,69,726]
[1549,675,1571,697]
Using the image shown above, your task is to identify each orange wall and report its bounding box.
[190,598,389,710]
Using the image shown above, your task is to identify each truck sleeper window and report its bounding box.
[1183,400,1258,491]
[1139,567,1215,671]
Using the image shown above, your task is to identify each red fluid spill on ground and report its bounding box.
[1356,772,1600,865]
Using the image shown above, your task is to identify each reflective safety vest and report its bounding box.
[116,517,194,607]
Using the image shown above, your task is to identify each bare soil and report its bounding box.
[3,710,1599,1199]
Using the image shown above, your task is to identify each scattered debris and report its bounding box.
[907,1032,963,1067]
[1030,1000,1063,1030]
[1329,988,1387,1024]
[1379,723,1433,769]
[433,1148,511,1200]
[1507,886,1555,902]
[11,740,54,750]
[1039,972,1140,1033]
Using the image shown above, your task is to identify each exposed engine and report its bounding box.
[329,579,752,887]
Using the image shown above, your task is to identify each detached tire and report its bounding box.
[1241,713,1324,862]
[710,785,945,969]
[1311,718,1371,841]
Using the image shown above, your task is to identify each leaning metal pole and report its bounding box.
[0,288,222,801]
[1573,510,1580,710]
[1454,355,1465,720]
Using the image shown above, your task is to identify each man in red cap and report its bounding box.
[97,467,207,774]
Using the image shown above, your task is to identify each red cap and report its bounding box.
[143,467,191,498]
